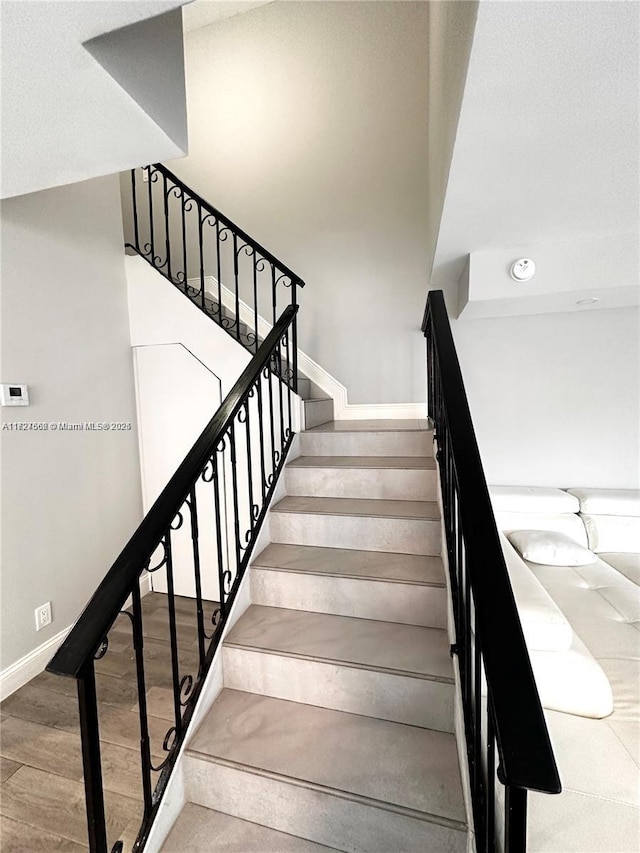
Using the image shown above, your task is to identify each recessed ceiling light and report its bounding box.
[576,297,600,306]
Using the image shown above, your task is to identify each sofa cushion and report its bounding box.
[568,488,640,516]
[581,513,640,553]
[490,485,580,514]
[527,559,640,654]
[529,632,614,719]
[599,553,640,586]
[508,529,596,566]
[495,510,589,548]
[499,533,573,652]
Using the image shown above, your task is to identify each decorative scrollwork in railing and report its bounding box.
[123,162,303,378]
[47,305,299,853]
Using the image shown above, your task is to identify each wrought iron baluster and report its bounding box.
[464,551,472,729]
[229,423,242,585]
[486,698,496,853]
[77,659,108,853]
[131,170,140,252]
[243,399,256,544]
[163,172,171,280]
[256,374,267,502]
[284,327,292,437]
[473,618,484,841]
[211,451,227,624]
[233,233,240,342]
[147,167,155,265]
[504,786,528,853]
[276,342,285,452]
[253,257,259,354]
[267,362,277,480]
[455,487,465,652]
[292,281,299,394]
[216,221,223,323]
[198,203,205,310]
[181,188,188,289]
[163,530,183,740]
[130,583,153,820]
[187,487,207,676]
[271,264,277,327]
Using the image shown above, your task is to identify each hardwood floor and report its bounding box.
[0,592,215,852]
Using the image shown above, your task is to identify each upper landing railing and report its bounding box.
[423,290,561,853]
[125,162,304,385]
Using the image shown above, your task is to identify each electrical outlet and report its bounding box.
[35,601,52,631]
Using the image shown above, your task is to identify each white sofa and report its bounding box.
[489,486,640,853]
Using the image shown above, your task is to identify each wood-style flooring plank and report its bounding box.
[0,684,79,733]
[0,717,82,780]
[97,706,172,756]
[0,765,136,847]
[0,815,87,852]
[96,741,161,802]
[95,673,139,710]
[0,757,22,784]
[140,686,175,722]
[30,670,78,698]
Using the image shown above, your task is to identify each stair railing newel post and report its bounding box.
[422,290,560,853]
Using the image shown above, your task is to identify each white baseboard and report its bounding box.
[0,573,154,702]
[0,626,72,701]
[192,276,427,422]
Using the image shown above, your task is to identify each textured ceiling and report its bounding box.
[433,0,639,301]
[1,0,189,199]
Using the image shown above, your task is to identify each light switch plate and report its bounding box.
[0,384,29,406]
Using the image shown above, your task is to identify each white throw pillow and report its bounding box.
[507,529,597,566]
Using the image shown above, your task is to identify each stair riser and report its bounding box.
[296,378,311,399]
[251,569,447,628]
[184,758,466,853]
[270,512,440,556]
[285,467,437,501]
[303,399,334,429]
[300,431,433,458]
[222,647,454,732]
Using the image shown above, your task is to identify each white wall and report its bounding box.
[451,307,640,489]
[134,343,222,601]
[425,0,478,282]
[0,175,142,673]
[127,255,251,394]
[169,1,432,405]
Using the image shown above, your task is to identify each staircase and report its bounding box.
[162,420,468,853]
[46,166,555,853]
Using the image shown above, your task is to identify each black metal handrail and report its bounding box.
[423,291,561,853]
[48,304,299,853]
[124,162,303,372]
